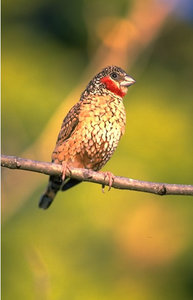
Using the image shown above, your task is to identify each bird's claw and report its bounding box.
[61,162,71,181]
[102,171,115,192]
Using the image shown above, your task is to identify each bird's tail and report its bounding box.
[39,176,80,209]
[39,176,62,209]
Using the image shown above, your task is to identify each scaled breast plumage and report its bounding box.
[52,92,126,171]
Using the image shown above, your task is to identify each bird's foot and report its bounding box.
[101,171,115,192]
[61,161,71,181]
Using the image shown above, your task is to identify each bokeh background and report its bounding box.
[2,0,193,299]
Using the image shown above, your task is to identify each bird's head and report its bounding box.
[83,66,136,99]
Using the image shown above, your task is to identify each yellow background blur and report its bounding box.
[2,0,193,299]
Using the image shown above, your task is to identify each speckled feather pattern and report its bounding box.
[52,92,126,171]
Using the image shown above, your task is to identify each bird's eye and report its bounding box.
[111,72,118,79]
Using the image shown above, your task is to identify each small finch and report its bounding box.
[39,66,135,209]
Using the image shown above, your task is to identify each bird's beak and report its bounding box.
[120,75,136,87]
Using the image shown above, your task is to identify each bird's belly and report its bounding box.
[78,120,123,170]
[52,112,125,171]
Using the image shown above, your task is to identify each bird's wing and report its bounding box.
[56,101,81,145]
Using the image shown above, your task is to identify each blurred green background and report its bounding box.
[2,0,193,299]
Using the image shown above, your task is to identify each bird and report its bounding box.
[39,65,135,209]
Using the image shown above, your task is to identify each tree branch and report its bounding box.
[1,155,193,196]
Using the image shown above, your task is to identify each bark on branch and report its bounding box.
[1,155,193,196]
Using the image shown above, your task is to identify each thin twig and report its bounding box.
[1,155,193,196]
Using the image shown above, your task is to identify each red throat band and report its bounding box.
[100,76,126,97]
